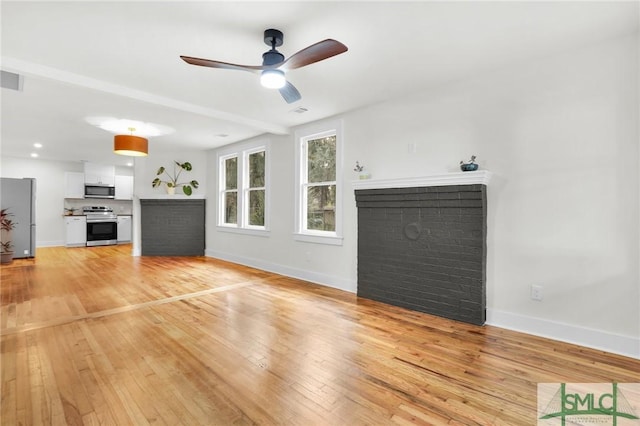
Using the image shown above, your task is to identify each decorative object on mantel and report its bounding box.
[353,161,371,179]
[1,208,16,264]
[460,155,479,172]
[152,161,199,196]
[114,127,148,157]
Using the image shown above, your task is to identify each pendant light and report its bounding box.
[114,127,148,156]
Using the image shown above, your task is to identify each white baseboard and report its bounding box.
[36,240,64,248]
[487,309,639,360]
[205,249,357,293]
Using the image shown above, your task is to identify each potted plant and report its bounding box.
[353,161,371,180]
[151,161,199,196]
[1,208,16,264]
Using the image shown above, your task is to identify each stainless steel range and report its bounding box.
[83,206,118,246]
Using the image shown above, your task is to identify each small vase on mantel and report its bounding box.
[460,155,479,172]
[166,186,176,195]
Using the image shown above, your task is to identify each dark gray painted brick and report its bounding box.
[356,184,487,325]
[141,199,205,256]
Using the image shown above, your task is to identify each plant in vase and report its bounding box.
[353,161,371,179]
[1,208,16,264]
[151,161,199,196]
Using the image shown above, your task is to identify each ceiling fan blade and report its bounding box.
[281,39,348,71]
[279,81,301,104]
[180,56,263,73]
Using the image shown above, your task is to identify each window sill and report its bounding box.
[217,226,270,237]
[293,233,343,246]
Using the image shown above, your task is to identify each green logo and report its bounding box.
[538,383,640,425]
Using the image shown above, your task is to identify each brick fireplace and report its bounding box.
[354,172,491,325]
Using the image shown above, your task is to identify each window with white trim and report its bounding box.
[295,121,343,245]
[221,155,238,225]
[218,141,269,234]
[244,149,266,227]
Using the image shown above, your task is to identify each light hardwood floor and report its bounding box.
[1,245,639,425]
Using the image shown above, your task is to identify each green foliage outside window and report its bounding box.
[306,135,336,232]
[307,136,336,182]
[224,157,238,224]
[224,192,237,224]
[225,157,237,190]
[248,151,266,226]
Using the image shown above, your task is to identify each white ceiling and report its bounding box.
[1,1,637,167]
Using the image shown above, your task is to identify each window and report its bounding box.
[218,141,269,234]
[295,121,343,245]
[245,150,265,227]
[305,134,336,232]
[221,156,238,225]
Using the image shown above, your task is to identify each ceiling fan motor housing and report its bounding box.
[262,50,284,66]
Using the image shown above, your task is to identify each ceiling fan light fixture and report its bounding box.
[114,134,148,157]
[260,69,286,89]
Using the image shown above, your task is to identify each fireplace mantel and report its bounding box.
[352,170,492,190]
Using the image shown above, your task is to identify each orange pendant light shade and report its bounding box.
[114,134,148,156]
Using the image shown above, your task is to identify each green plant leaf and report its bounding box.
[183,186,192,196]
[156,166,165,176]
[182,162,193,171]
[152,178,161,188]
[191,180,199,188]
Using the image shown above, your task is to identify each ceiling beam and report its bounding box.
[2,56,290,136]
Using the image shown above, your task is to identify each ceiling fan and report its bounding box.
[180,29,348,104]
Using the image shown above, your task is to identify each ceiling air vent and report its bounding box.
[291,107,308,114]
[1,71,23,91]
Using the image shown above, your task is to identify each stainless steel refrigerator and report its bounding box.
[1,178,36,258]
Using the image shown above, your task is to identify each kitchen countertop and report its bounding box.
[63,214,133,216]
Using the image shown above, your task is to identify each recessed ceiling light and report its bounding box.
[30,153,38,158]
[291,107,308,114]
[33,143,43,148]
[216,133,229,138]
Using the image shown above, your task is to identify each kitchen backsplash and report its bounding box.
[64,199,133,215]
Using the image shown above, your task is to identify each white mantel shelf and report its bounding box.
[138,195,206,200]
[352,170,492,190]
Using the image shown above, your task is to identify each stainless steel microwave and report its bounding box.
[84,184,115,199]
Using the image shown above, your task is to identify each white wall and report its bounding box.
[205,130,356,290]
[345,34,639,357]
[133,152,207,199]
[207,33,639,357]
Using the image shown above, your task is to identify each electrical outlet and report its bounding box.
[23,249,29,255]
[531,284,543,301]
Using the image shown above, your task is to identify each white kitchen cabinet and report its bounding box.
[84,162,115,186]
[117,215,132,243]
[115,175,134,200]
[65,216,87,247]
[64,172,85,199]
